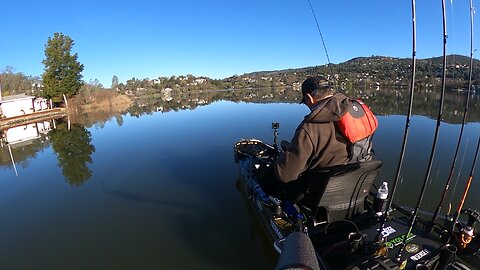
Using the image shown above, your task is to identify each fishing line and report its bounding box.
[306,0,338,91]
[396,0,448,262]
[449,138,469,204]
[429,0,475,230]
[376,0,417,242]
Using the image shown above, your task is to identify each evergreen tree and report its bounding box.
[111,75,119,89]
[42,32,84,103]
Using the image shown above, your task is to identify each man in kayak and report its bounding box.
[258,76,377,199]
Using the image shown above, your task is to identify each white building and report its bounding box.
[0,94,50,118]
[34,98,49,111]
[161,88,173,102]
[0,94,35,118]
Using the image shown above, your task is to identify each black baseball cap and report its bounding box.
[300,76,332,103]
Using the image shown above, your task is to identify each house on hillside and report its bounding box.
[0,94,50,118]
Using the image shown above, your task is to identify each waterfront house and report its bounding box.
[0,94,35,118]
[0,94,50,118]
[34,98,49,111]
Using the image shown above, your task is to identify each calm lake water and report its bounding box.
[0,88,479,269]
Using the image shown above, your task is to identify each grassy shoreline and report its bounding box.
[0,94,133,129]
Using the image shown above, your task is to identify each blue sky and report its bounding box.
[0,0,475,87]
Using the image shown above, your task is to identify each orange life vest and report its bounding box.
[337,99,378,143]
[336,99,378,162]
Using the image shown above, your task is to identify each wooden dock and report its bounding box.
[0,108,67,130]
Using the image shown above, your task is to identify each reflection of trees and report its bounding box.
[115,114,124,126]
[126,87,480,123]
[365,89,480,123]
[127,87,300,117]
[68,94,131,128]
[50,123,95,186]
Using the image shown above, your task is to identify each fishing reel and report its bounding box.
[444,209,479,232]
[446,208,480,254]
[451,225,478,256]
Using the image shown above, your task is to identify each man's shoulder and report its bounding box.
[298,119,336,135]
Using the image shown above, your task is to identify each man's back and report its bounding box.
[274,93,352,182]
[275,92,377,183]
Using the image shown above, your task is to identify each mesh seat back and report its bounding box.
[301,160,382,223]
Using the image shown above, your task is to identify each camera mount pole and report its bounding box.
[272,123,279,150]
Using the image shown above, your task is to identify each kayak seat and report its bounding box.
[298,159,382,224]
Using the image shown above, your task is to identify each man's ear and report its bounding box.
[306,93,315,104]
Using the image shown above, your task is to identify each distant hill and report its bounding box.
[426,54,475,65]
[235,54,480,91]
[246,54,478,76]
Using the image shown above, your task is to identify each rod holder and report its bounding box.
[348,232,363,254]
[435,244,457,270]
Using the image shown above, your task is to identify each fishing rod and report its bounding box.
[449,135,480,235]
[375,0,417,244]
[386,0,417,218]
[429,0,475,231]
[306,0,338,91]
[396,0,448,263]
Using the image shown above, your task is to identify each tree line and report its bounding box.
[1,32,479,105]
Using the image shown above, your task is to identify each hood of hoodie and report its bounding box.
[304,93,351,123]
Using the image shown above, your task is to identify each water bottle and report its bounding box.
[373,182,388,216]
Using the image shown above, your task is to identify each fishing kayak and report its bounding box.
[234,138,480,270]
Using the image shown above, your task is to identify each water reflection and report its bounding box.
[1,87,479,182]
[126,87,480,123]
[0,90,478,269]
[0,118,95,186]
[0,120,54,174]
[49,122,95,186]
